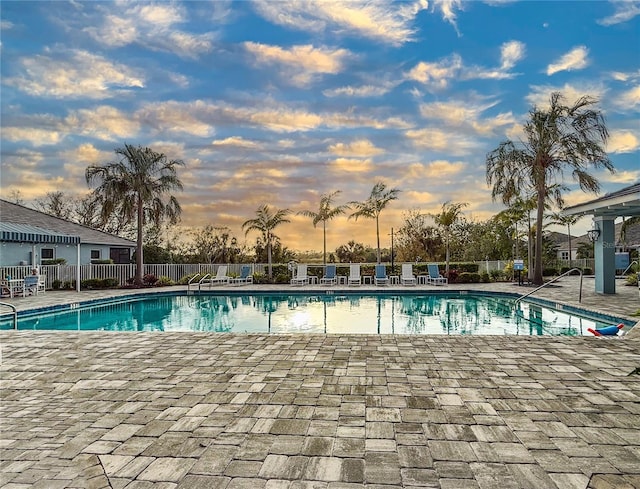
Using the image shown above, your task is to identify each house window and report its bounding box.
[41,248,54,259]
[91,250,100,260]
[560,251,569,260]
[110,248,131,264]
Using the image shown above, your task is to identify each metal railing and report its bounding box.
[0,302,18,330]
[620,261,638,276]
[514,267,584,306]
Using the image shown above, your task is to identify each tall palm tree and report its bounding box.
[486,92,613,285]
[432,201,468,277]
[86,144,184,286]
[348,182,401,263]
[298,191,350,265]
[550,210,579,267]
[242,204,291,279]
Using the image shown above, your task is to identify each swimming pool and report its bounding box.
[1,292,629,335]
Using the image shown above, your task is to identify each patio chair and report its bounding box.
[401,263,417,286]
[37,274,46,294]
[200,265,230,289]
[374,264,389,286]
[427,263,447,285]
[231,265,253,286]
[23,275,39,295]
[320,264,337,286]
[290,264,309,286]
[348,264,361,286]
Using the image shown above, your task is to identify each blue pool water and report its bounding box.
[1,293,624,335]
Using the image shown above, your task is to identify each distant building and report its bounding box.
[0,199,135,267]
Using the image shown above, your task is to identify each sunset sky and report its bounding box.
[1,1,639,252]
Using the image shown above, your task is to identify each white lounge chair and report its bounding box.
[348,264,361,286]
[320,265,337,286]
[427,264,447,285]
[401,263,416,286]
[374,264,389,286]
[290,264,309,286]
[231,265,253,286]
[23,275,39,295]
[200,265,230,289]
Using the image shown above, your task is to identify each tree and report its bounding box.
[549,210,579,266]
[432,201,468,277]
[486,92,613,285]
[395,209,443,262]
[298,191,349,265]
[349,182,400,263]
[86,144,184,286]
[242,204,291,279]
[34,191,74,220]
[335,240,369,263]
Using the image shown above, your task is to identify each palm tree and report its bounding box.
[486,92,613,285]
[550,210,579,267]
[298,191,350,265]
[86,144,184,286]
[242,204,291,279]
[349,182,401,263]
[432,201,468,277]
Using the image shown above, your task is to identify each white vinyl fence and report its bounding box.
[1,259,596,290]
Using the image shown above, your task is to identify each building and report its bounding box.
[0,199,135,267]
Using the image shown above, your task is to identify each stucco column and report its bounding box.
[593,216,616,294]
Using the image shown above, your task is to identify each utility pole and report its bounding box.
[389,228,395,273]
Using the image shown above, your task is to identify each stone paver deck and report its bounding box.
[1,277,639,488]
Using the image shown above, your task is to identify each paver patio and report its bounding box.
[1,277,639,488]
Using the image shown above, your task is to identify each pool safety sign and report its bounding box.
[513,260,524,271]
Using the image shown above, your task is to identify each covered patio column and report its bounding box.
[593,216,616,294]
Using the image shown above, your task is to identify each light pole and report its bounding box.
[389,228,395,273]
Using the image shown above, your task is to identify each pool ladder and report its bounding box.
[0,302,18,330]
[513,268,584,307]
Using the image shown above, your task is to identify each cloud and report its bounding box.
[405,127,480,155]
[607,131,639,154]
[418,99,516,136]
[252,0,428,46]
[606,170,640,184]
[328,139,384,157]
[323,82,396,98]
[546,46,589,75]
[83,3,215,59]
[598,1,640,26]
[135,101,215,137]
[4,49,144,99]
[244,42,349,86]
[500,40,526,70]
[1,127,63,146]
[212,136,260,148]
[66,106,141,141]
[405,54,463,90]
[526,83,607,109]
[432,0,464,32]
[330,157,374,173]
[615,86,640,110]
[406,160,466,179]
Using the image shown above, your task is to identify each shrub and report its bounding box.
[252,272,268,284]
[543,267,559,277]
[81,278,119,289]
[480,272,490,283]
[91,259,113,264]
[446,269,459,283]
[143,273,158,286]
[52,279,61,290]
[456,272,481,283]
[178,272,202,285]
[42,258,66,265]
[489,269,505,282]
[155,276,174,286]
[626,273,638,286]
[62,280,76,290]
[582,268,592,275]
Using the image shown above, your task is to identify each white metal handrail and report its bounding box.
[620,260,638,276]
[514,268,584,306]
[0,302,18,330]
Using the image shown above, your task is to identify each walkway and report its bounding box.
[1,278,639,488]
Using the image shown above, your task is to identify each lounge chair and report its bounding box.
[427,263,447,285]
[200,265,230,289]
[320,264,337,286]
[290,264,309,286]
[231,265,253,286]
[37,274,46,294]
[348,264,361,286]
[374,264,389,286]
[401,263,417,286]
